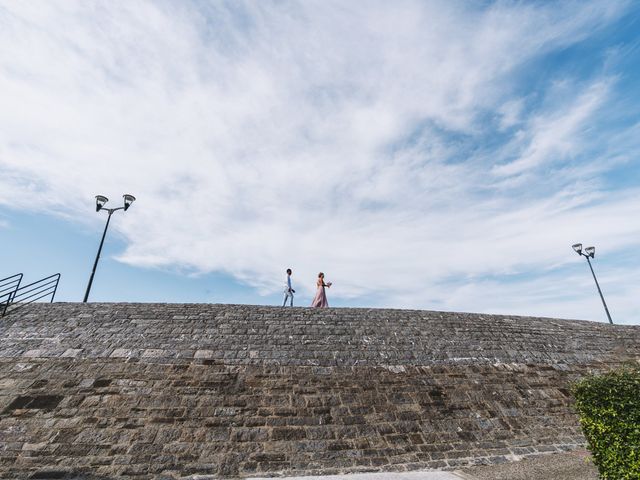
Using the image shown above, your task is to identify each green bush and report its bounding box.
[572,365,640,479]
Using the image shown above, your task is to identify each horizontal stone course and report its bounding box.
[2,303,639,367]
[0,303,639,479]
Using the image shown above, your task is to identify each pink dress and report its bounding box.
[310,280,329,308]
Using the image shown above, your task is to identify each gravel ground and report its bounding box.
[455,450,599,480]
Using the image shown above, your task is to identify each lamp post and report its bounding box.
[571,243,613,325]
[83,194,136,302]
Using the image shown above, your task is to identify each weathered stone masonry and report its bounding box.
[1,303,639,479]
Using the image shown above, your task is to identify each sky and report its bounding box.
[0,0,639,324]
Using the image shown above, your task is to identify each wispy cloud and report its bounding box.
[493,80,611,177]
[0,0,638,323]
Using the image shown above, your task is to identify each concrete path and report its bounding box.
[247,451,598,480]
[457,450,598,480]
[248,472,464,480]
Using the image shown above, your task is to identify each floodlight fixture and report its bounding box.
[585,246,595,258]
[123,194,136,211]
[95,195,109,212]
[572,243,582,255]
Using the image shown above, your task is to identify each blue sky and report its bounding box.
[1,1,639,323]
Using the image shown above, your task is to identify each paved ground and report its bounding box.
[457,450,598,480]
[246,451,598,480]
[248,472,461,480]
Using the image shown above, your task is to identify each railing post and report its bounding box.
[0,273,22,318]
[51,274,60,303]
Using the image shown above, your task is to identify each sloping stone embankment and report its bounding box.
[1,303,638,479]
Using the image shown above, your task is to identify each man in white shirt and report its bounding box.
[282,268,295,307]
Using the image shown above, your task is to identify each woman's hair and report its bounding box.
[318,272,324,278]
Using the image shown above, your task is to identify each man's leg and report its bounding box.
[289,294,294,307]
[282,293,288,307]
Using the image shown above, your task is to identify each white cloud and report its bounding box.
[492,80,611,176]
[498,99,525,130]
[0,0,638,323]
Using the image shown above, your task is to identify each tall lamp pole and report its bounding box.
[83,194,136,302]
[571,243,613,325]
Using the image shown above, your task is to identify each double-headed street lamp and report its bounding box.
[572,243,613,325]
[83,194,136,302]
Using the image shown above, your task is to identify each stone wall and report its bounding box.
[1,303,639,479]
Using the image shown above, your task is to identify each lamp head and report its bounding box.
[95,195,109,212]
[123,194,136,211]
[572,243,583,255]
[585,246,595,258]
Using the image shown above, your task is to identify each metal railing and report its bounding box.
[1,273,60,317]
[1,273,23,316]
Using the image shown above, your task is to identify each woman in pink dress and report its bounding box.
[310,272,332,308]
